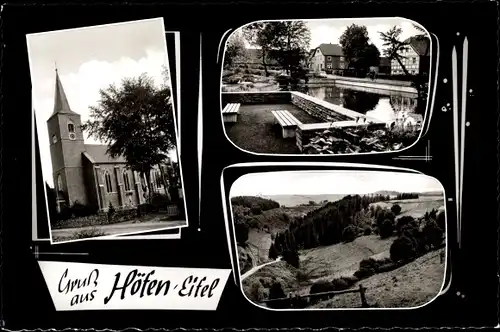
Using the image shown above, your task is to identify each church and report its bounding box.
[47,69,179,213]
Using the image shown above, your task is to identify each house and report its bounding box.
[369,57,391,75]
[309,43,345,74]
[391,36,430,76]
[47,69,180,213]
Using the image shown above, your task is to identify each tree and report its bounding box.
[267,21,311,77]
[339,24,378,76]
[390,235,416,263]
[379,219,395,239]
[342,225,357,243]
[224,31,247,69]
[235,222,249,245]
[391,204,402,216]
[379,26,411,76]
[82,74,176,203]
[243,22,274,76]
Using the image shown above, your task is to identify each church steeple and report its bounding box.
[51,67,77,116]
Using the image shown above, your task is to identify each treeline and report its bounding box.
[232,196,281,246]
[395,192,419,200]
[269,193,422,265]
[270,194,392,258]
[231,196,280,214]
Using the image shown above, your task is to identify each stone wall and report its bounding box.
[221,91,291,106]
[290,92,352,122]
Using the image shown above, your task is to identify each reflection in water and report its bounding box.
[304,85,422,124]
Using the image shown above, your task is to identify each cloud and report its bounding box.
[35,49,167,187]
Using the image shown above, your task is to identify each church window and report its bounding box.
[105,171,113,193]
[123,171,131,191]
[156,171,162,188]
[57,174,63,192]
[68,122,75,133]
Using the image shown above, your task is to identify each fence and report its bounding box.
[260,284,369,308]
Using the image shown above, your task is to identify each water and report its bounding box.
[299,85,424,124]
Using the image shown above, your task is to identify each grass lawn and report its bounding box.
[224,103,320,154]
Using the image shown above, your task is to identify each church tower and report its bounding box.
[46,68,88,210]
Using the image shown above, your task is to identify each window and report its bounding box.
[57,174,63,192]
[68,122,75,133]
[156,171,162,188]
[412,57,416,64]
[411,70,415,74]
[320,63,323,69]
[327,63,332,69]
[105,171,113,193]
[123,171,131,191]
[340,57,344,61]
[327,56,332,61]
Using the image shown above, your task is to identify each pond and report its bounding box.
[298,85,425,124]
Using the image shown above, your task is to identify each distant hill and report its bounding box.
[262,194,347,207]
[373,190,443,197]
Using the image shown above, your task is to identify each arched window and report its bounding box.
[57,174,63,192]
[68,122,75,133]
[123,171,131,191]
[104,171,113,193]
[156,171,162,188]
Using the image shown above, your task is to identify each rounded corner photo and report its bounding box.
[220,17,433,156]
[228,170,447,310]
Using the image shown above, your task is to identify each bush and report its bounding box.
[379,219,395,239]
[250,205,262,215]
[309,280,335,302]
[71,227,107,240]
[235,222,249,245]
[71,201,96,217]
[396,216,416,235]
[268,243,279,260]
[363,226,372,236]
[107,202,115,222]
[331,278,349,291]
[342,225,357,243]
[391,204,402,216]
[282,249,300,268]
[390,235,416,263]
[268,281,288,309]
[226,74,242,84]
[137,203,155,216]
[151,193,170,210]
[436,211,446,231]
[422,220,444,249]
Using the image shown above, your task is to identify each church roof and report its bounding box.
[83,144,127,164]
[50,69,78,117]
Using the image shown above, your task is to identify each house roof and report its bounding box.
[83,144,127,164]
[317,43,343,56]
[405,36,430,56]
[380,57,391,67]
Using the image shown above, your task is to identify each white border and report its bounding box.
[28,19,188,244]
[220,162,449,311]
[218,17,437,157]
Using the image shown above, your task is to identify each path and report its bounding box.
[52,219,186,240]
[241,257,282,281]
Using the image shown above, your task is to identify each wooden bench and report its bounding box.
[222,103,241,123]
[271,110,302,138]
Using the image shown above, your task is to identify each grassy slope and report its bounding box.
[311,248,445,308]
[370,196,445,219]
[240,196,446,307]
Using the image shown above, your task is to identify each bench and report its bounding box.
[222,103,241,123]
[271,110,303,138]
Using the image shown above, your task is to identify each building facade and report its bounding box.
[391,36,431,76]
[47,69,178,213]
[309,43,345,74]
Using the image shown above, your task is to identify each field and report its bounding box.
[239,194,446,308]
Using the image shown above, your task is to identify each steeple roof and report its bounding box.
[51,68,78,116]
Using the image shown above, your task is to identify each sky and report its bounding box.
[230,171,443,197]
[240,17,426,54]
[27,18,172,188]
